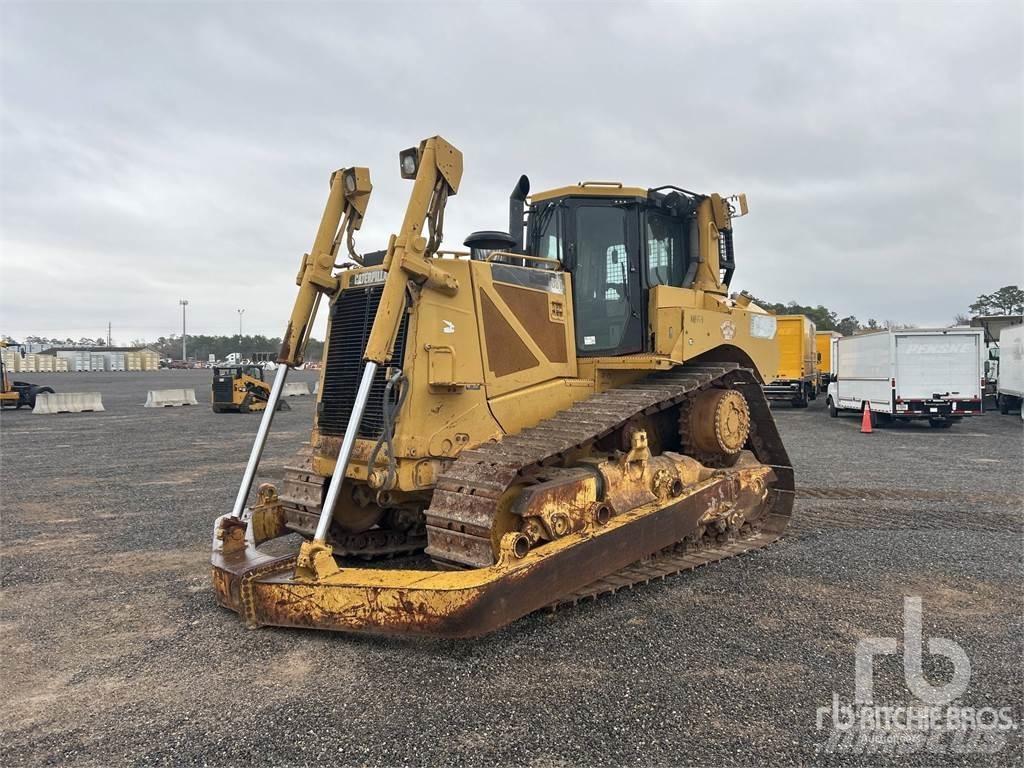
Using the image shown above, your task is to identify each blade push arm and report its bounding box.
[306,136,463,549]
[278,166,372,365]
[225,165,371,522]
[363,136,462,364]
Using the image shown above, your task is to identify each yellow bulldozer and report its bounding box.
[211,364,289,413]
[212,136,793,638]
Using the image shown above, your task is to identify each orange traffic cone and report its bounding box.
[861,403,873,433]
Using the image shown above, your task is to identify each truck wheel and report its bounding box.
[792,396,808,408]
[827,397,838,418]
[998,395,1009,415]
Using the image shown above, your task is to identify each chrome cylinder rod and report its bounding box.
[313,361,378,543]
[229,365,290,518]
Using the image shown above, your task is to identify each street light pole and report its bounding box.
[237,308,245,344]
[179,299,189,361]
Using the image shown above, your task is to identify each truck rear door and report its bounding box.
[895,333,980,400]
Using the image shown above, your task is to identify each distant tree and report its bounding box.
[866,319,879,330]
[952,313,971,326]
[745,295,839,331]
[836,316,861,336]
[969,285,1024,316]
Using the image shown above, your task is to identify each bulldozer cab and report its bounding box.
[525,185,715,358]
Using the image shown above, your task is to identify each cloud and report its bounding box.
[1,1,1021,343]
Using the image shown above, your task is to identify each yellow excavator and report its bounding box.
[211,136,793,638]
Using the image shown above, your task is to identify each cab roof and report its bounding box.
[529,182,648,203]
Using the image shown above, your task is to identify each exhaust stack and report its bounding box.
[509,175,530,251]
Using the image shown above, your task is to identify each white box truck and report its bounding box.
[995,323,1024,416]
[826,328,984,428]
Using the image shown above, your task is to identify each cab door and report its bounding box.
[567,200,644,356]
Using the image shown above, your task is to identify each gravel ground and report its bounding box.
[1,371,1021,767]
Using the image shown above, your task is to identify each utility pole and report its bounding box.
[107,322,112,347]
[179,299,189,361]
[237,308,245,346]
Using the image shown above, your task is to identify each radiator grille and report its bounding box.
[212,377,234,403]
[318,286,409,438]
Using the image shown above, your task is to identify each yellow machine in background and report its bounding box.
[211,365,289,414]
[211,136,794,637]
[764,315,819,407]
[0,341,53,410]
[815,330,842,391]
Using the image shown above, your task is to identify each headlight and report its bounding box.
[399,147,419,179]
[750,314,777,340]
[343,169,357,193]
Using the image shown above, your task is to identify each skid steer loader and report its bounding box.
[211,364,289,413]
[211,136,793,638]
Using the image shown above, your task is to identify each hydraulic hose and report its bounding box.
[368,369,408,491]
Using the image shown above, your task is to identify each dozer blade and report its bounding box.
[211,462,774,639]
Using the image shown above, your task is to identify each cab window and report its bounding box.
[534,204,563,261]
[574,205,632,352]
[646,212,685,287]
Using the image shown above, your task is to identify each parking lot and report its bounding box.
[1,371,1022,766]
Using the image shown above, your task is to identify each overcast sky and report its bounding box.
[1,1,1021,344]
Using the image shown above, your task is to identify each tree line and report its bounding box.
[7,333,324,361]
[748,284,1021,335]
[149,334,324,362]
[744,295,897,336]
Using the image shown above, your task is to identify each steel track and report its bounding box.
[424,364,795,581]
[278,445,425,558]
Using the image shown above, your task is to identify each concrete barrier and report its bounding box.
[282,382,311,397]
[144,388,199,407]
[33,392,105,414]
